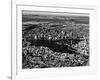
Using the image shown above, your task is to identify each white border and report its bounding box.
[12,3,97,80]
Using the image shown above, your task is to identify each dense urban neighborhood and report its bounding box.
[22,12,89,69]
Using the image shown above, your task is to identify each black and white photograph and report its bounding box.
[10,2,97,80]
[0,0,99,80]
[22,11,89,69]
